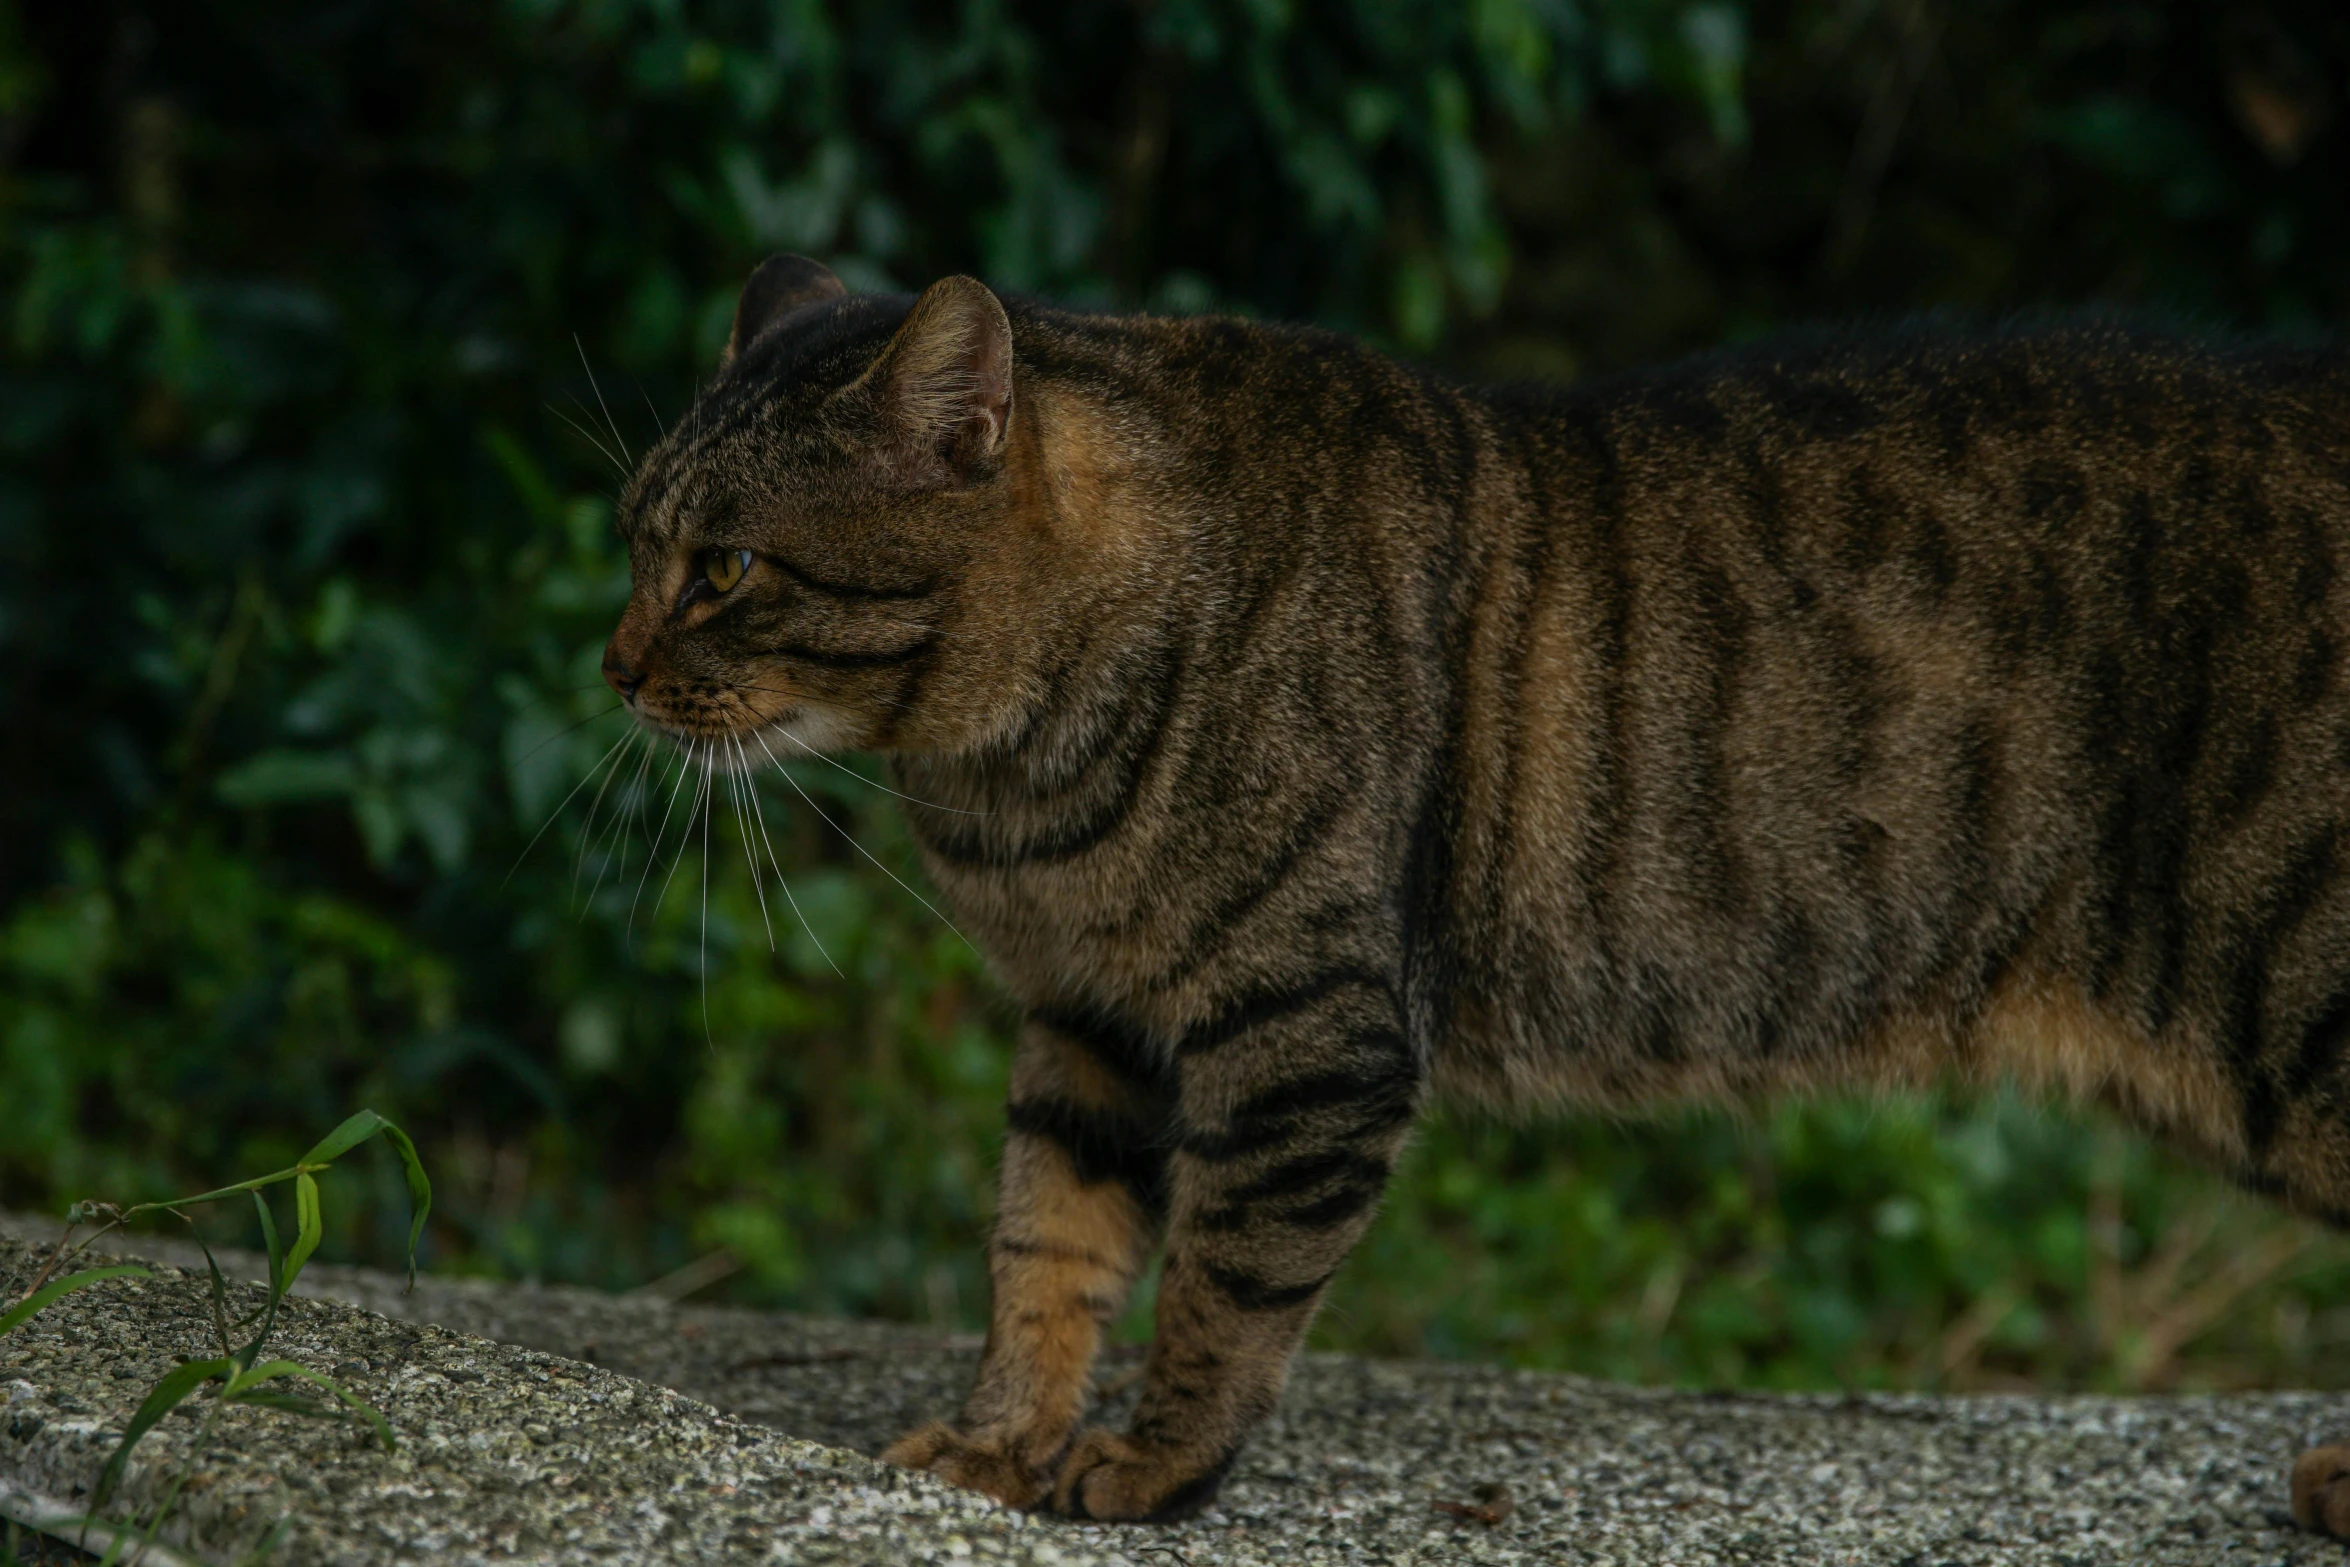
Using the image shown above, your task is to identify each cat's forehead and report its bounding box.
[617,456,716,551]
[617,293,912,548]
[730,289,911,388]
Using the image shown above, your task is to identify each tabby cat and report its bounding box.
[601,253,2350,1530]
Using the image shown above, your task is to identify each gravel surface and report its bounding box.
[5,1214,2349,1564]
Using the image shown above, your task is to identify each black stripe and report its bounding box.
[763,634,935,670]
[1202,1262,1336,1312]
[2226,824,2343,1154]
[1197,1150,1392,1233]
[1048,638,1185,797]
[1029,1003,1171,1094]
[2212,712,2282,828]
[2139,616,2213,1034]
[997,631,1095,759]
[912,639,1185,868]
[1923,718,1999,992]
[1400,497,1469,1066]
[1178,966,1397,1058]
[1683,557,1751,914]
[1213,556,1303,676]
[1273,1179,1386,1230]
[1228,1146,1389,1206]
[2293,630,2332,708]
[1817,605,1886,785]
[2078,651,2134,1001]
[1153,787,1354,992]
[1578,416,1636,967]
[1003,1097,1168,1216]
[874,660,932,751]
[1905,503,1958,602]
[1197,1179,1387,1235]
[2283,976,2350,1107]
[771,555,936,602]
[1177,1054,1418,1163]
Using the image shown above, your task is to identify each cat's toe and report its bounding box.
[1051,1428,1230,1522]
[2292,1444,2350,1537]
[881,1421,1051,1511]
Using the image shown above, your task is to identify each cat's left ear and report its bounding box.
[855,275,1013,486]
[724,254,848,367]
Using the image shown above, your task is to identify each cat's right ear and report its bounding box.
[850,275,1014,488]
[723,254,848,366]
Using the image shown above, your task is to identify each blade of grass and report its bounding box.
[224,1360,394,1450]
[221,1389,336,1418]
[229,1516,291,1567]
[278,1174,321,1296]
[235,1193,285,1368]
[113,1172,306,1216]
[297,1110,388,1167]
[249,1190,282,1287]
[184,1225,256,1353]
[92,1359,233,1510]
[0,1266,150,1337]
[7,1211,110,1306]
[378,1119,433,1289]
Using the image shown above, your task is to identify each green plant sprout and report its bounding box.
[1,1110,431,1564]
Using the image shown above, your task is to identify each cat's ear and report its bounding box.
[723,254,848,366]
[856,275,1013,486]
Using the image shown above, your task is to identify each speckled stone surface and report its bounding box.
[6,1214,2350,1565]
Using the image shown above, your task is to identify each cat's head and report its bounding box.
[603,255,1063,760]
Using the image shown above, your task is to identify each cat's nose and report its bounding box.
[602,647,644,701]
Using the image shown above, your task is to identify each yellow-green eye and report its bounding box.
[703,548,751,593]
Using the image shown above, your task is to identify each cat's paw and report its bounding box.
[1050,1428,1231,1522]
[881,1421,1052,1511]
[2293,1444,2350,1536]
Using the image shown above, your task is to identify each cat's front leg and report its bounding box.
[882,1016,1167,1508]
[1052,981,1421,1521]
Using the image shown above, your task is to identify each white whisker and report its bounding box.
[548,402,629,478]
[576,333,634,467]
[633,738,700,928]
[757,716,987,816]
[638,382,668,447]
[571,727,642,898]
[750,729,976,951]
[732,735,843,979]
[698,749,713,1042]
[504,725,636,888]
[653,744,710,921]
[725,741,776,952]
[583,732,659,912]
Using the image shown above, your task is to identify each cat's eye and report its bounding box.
[702,548,752,593]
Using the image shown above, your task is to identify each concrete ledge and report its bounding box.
[4,1216,2347,1564]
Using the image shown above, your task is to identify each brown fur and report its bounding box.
[604,256,2350,1526]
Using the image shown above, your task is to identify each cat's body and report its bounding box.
[603,256,2350,1528]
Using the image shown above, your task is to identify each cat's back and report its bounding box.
[1486,317,2350,530]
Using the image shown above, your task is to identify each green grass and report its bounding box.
[1,1113,428,1565]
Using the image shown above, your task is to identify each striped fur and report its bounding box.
[605,259,2350,1526]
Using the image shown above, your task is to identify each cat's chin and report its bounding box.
[631,705,865,768]
[748,705,866,759]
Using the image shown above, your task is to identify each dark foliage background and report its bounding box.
[6,0,2350,1392]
